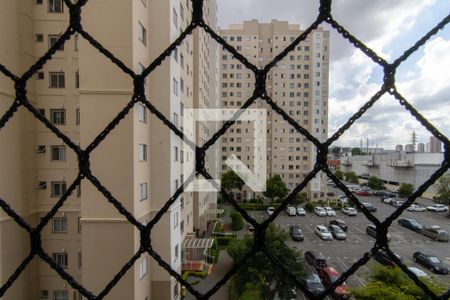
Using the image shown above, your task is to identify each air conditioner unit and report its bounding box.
[36,145,46,153]
[36,181,47,190]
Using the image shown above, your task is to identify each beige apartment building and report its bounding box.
[0,0,218,300]
[219,20,329,200]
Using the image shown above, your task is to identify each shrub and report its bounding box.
[305,202,314,212]
[230,209,244,231]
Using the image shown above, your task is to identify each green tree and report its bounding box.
[345,171,359,184]
[221,170,245,196]
[227,223,305,300]
[293,192,308,205]
[264,175,289,203]
[331,146,342,155]
[351,264,445,299]
[434,173,450,210]
[368,176,384,190]
[334,169,344,180]
[351,147,363,156]
[230,209,244,231]
[398,183,414,198]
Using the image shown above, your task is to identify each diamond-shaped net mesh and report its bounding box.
[0,0,449,299]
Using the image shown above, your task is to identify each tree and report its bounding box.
[345,171,359,184]
[334,169,344,180]
[434,173,450,210]
[227,223,305,300]
[230,209,244,231]
[264,175,289,203]
[331,146,341,155]
[293,192,308,205]
[368,176,384,190]
[221,170,245,196]
[351,264,445,299]
[351,147,363,156]
[398,183,414,198]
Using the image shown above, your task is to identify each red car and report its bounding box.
[318,267,350,300]
[355,190,370,196]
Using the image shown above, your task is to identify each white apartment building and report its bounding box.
[219,20,329,200]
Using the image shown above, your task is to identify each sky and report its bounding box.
[216,0,450,150]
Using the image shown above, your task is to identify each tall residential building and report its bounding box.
[395,144,404,152]
[405,144,414,153]
[417,142,425,153]
[219,20,329,200]
[0,1,218,299]
[430,136,442,153]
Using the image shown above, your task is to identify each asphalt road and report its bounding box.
[251,187,450,299]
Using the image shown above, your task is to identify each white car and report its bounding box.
[382,197,395,204]
[315,225,333,241]
[267,206,275,216]
[407,267,429,278]
[324,207,336,217]
[342,207,357,216]
[314,207,327,217]
[407,204,427,212]
[426,204,449,212]
[296,206,306,216]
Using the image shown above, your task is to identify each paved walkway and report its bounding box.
[185,251,234,300]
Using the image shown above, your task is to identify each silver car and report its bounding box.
[421,226,449,242]
[315,225,333,241]
[342,207,357,216]
[314,207,327,217]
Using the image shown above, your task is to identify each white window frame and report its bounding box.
[52,290,68,300]
[48,0,64,13]
[173,78,178,96]
[52,252,68,268]
[50,109,65,125]
[139,144,147,162]
[137,103,147,123]
[140,183,148,201]
[49,72,65,88]
[51,181,67,198]
[48,34,64,51]
[174,146,178,162]
[51,145,66,161]
[139,257,148,279]
[173,7,178,28]
[52,217,67,233]
[138,21,147,46]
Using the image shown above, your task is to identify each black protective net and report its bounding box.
[0,0,449,299]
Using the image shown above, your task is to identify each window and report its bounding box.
[173,211,179,228]
[74,33,79,51]
[138,22,147,46]
[48,0,64,13]
[173,8,178,28]
[139,257,148,279]
[173,113,179,127]
[52,217,67,233]
[174,244,179,261]
[174,146,178,162]
[75,108,80,125]
[77,217,82,233]
[40,290,48,299]
[49,72,65,88]
[138,104,147,123]
[37,72,44,80]
[140,183,148,201]
[139,144,147,161]
[51,145,66,161]
[36,33,44,42]
[52,253,68,268]
[173,78,178,96]
[51,181,66,198]
[78,251,82,269]
[48,35,64,51]
[50,109,65,125]
[75,70,79,88]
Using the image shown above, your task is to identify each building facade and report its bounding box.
[0,0,218,299]
[218,20,329,200]
[430,136,442,153]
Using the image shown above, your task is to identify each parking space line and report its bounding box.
[336,257,366,286]
[304,224,314,233]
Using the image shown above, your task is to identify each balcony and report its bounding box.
[390,160,414,168]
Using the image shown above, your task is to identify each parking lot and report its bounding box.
[249,188,450,299]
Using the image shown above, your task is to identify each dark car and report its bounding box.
[318,267,351,299]
[374,190,396,198]
[302,266,325,296]
[366,224,392,241]
[329,219,348,232]
[361,202,377,212]
[355,190,370,196]
[305,251,328,270]
[397,218,424,232]
[421,226,449,242]
[329,224,347,240]
[289,225,304,242]
[374,250,403,267]
[413,252,449,274]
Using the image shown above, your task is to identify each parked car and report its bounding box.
[355,190,370,196]
[318,267,351,300]
[421,226,449,242]
[285,206,296,216]
[289,225,304,242]
[305,251,328,270]
[426,204,449,212]
[303,266,325,296]
[381,197,395,204]
[407,204,427,212]
[374,249,403,267]
[325,207,336,217]
[413,252,449,274]
[314,207,327,217]
[296,206,306,216]
[374,190,396,198]
[407,267,429,278]
[397,218,424,232]
[329,224,347,240]
[366,224,392,241]
[315,225,333,241]
[329,219,348,232]
[392,200,406,207]
[341,207,357,216]
[267,206,275,216]
[327,191,336,197]
[361,202,377,212]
